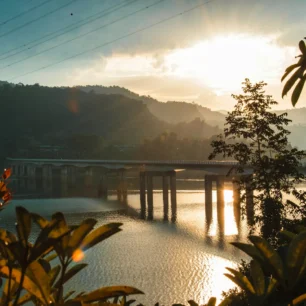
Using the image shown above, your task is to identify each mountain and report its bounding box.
[78,85,306,149]
[275,108,306,125]
[0,83,221,160]
[78,85,226,127]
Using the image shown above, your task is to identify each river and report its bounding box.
[0,177,257,305]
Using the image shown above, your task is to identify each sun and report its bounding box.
[165,33,294,94]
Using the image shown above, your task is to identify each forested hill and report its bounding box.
[78,85,226,127]
[0,83,221,159]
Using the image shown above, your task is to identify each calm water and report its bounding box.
[0,186,251,305]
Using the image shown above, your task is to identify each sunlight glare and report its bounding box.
[165,34,295,94]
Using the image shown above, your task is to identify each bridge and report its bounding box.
[6,158,254,223]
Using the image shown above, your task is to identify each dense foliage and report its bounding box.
[209,79,306,240]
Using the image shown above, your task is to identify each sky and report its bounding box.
[0,0,305,110]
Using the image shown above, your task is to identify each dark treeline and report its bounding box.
[1,83,220,162]
[10,132,215,161]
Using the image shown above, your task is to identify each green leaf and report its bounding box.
[230,242,264,263]
[249,236,285,287]
[49,265,61,287]
[67,218,97,256]
[287,231,306,287]
[80,223,122,251]
[282,67,304,98]
[31,213,49,228]
[292,76,306,106]
[225,268,255,294]
[0,266,49,305]
[282,63,300,81]
[292,293,306,305]
[187,300,199,306]
[207,297,216,306]
[44,252,58,262]
[54,264,87,288]
[77,286,143,303]
[250,260,265,296]
[16,293,32,306]
[266,278,278,296]
[15,207,32,245]
[299,40,306,54]
[26,261,53,305]
[51,212,70,253]
[218,297,232,306]
[279,230,296,241]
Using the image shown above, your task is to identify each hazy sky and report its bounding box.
[0,0,305,110]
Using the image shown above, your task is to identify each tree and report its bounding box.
[209,79,305,240]
[282,38,306,106]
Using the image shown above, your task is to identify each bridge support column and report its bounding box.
[216,176,225,226]
[28,165,36,191]
[246,178,254,225]
[117,171,127,202]
[170,171,177,222]
[68,166,77,186]
[61,166,68,197]
[98,174,108,199]
[205,175,213,222]
[42,165,52,193]
[162,175,169,220]
[139,172,146,219]
[147,175,153,220]
[85,167,93,187]
[233,178,241,225]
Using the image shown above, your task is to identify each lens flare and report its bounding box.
[72,249,85,262]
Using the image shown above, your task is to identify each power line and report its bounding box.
[0,0,78,39]
[1,0,163,69]
[8,0,215,81]
[0,0,54,26]
[0,0,139,60]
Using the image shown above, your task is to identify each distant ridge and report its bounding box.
[78,85,226,128]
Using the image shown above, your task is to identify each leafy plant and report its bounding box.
[0,206,143,306]
[227,231,306,306]
[282,38,306,106]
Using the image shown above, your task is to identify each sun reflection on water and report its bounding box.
[207,189,238,237]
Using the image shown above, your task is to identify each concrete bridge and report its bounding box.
[6,158,254,223]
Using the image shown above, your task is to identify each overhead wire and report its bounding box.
[1,0,164,69]
[0,0,54,26]
[8,0,215,81]
[0,0,140,60]
[0,0,78,39]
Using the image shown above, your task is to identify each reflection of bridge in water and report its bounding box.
[6,158,255,226]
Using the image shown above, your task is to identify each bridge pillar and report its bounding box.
[170,171,177,222]
[162,175,169,220]
[205,175,213,222]
[27,165,36,191]
[117,171,127,202]
[98,174,108,199]
[216,176,225,225]
[19,165,25,177]
[246,178,254,225]
[85,167,93,187]
[68,166,77,186]
[233,178,241,225]
[42,165,53,193]
[147,174,154,220]
[139,172,146,219]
